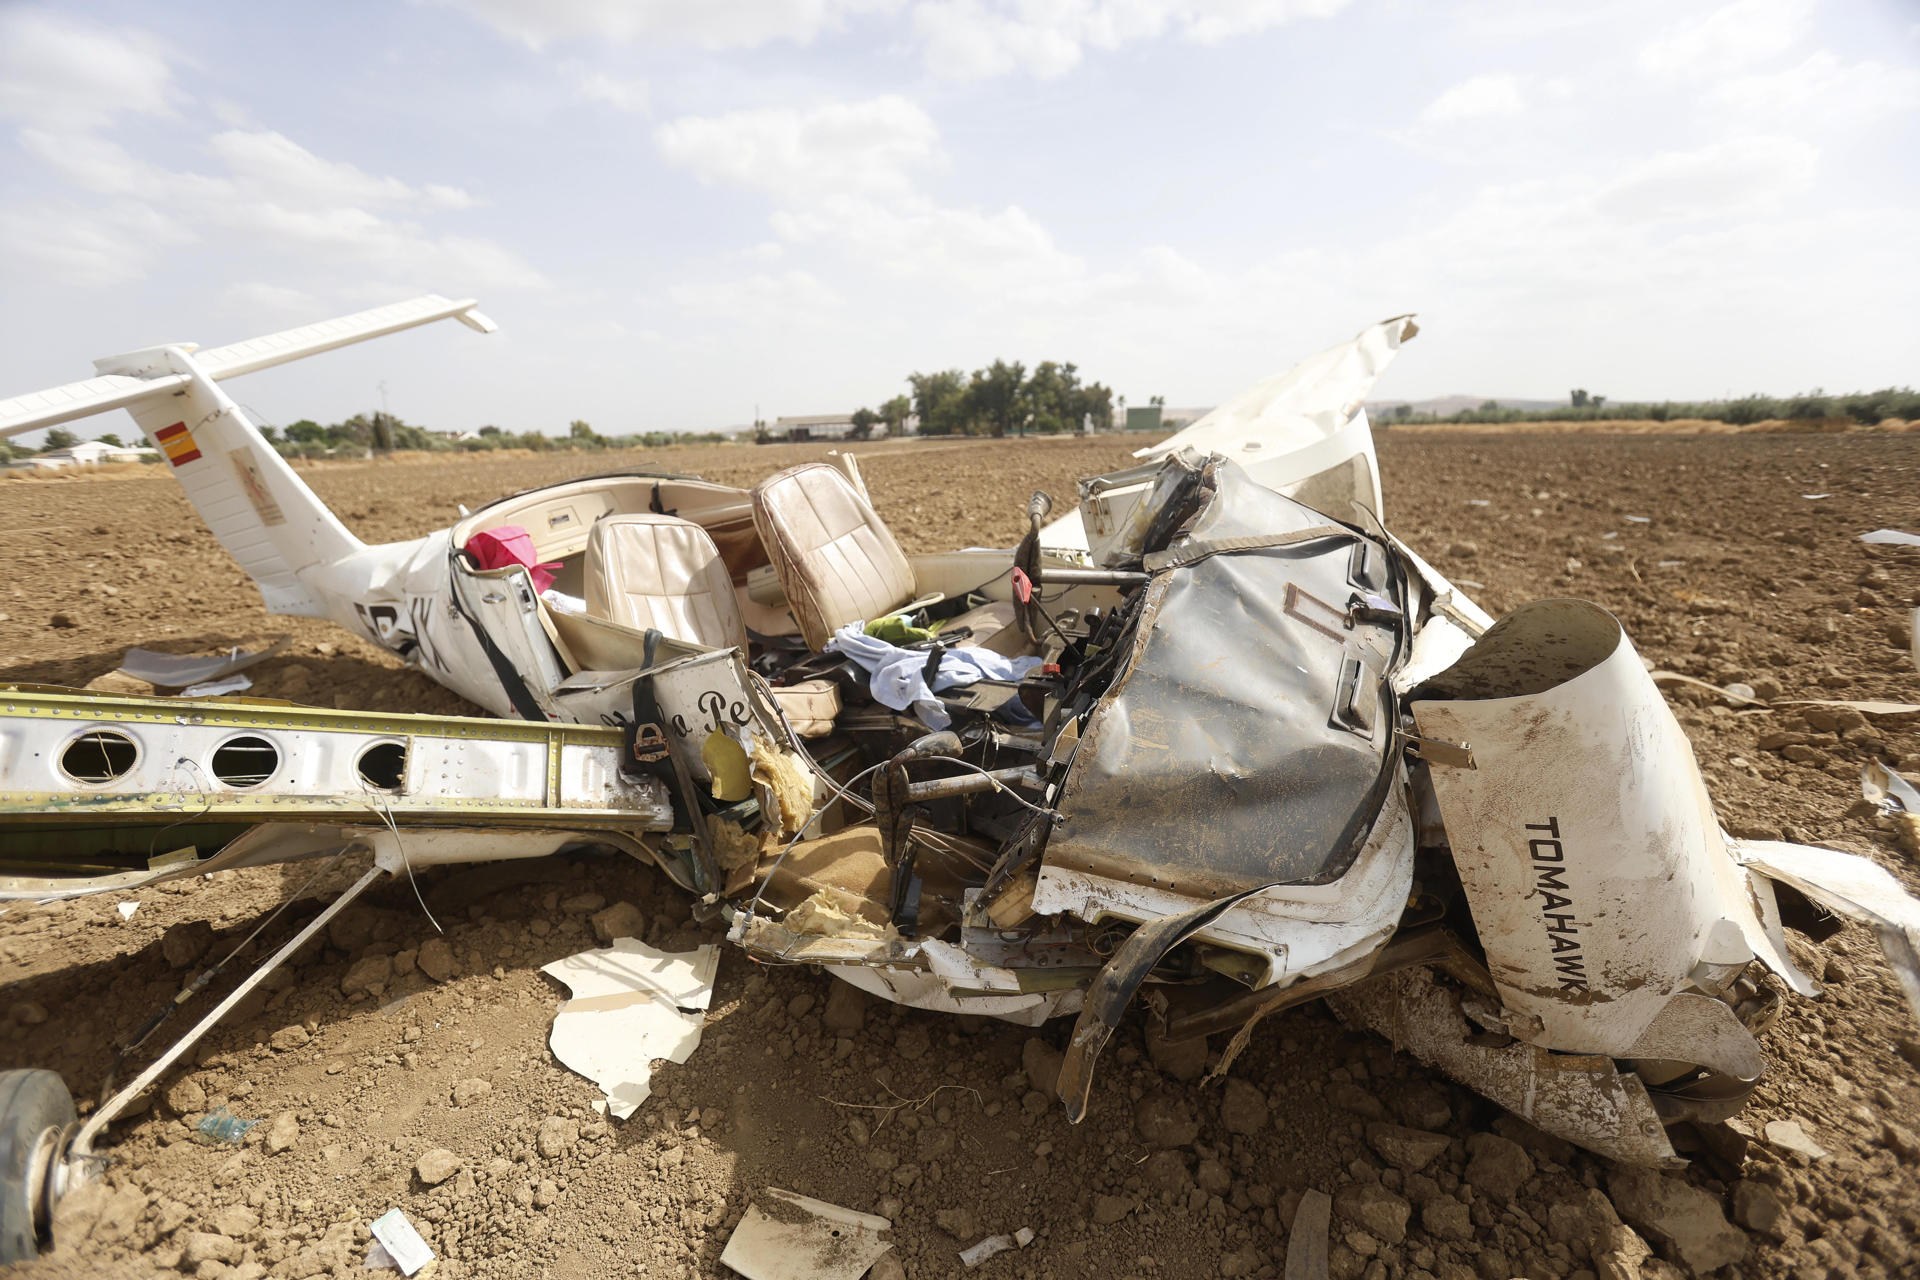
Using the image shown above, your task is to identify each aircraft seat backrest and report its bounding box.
[583,514,747,651]
[750,463,915,651]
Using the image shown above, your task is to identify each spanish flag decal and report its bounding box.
[155,421,202,467]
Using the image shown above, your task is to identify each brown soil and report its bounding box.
[3,431,1918,1280]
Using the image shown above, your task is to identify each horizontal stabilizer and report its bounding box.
[189,294,495,381]
[1,294,495,440]
[0,372,190,439]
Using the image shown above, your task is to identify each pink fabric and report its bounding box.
[465,525,561,592]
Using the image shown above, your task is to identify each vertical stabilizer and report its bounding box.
[109,352,362,616]
[0,294,496,619]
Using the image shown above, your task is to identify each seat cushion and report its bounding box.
[583,514,747,651]
[771,679,841,738]
[751,463,915,650]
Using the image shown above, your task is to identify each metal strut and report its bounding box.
[54,857,389,1190]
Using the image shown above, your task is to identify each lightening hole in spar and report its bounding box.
[357,741,408,791]
[210,734,279,788]
[60,729,138,784]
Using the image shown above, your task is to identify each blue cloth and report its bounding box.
[827,622,1044,729]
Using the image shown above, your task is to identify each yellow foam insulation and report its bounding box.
[750,733,815,838]
[707,815,764,873]
[783,886,897,941]
[702,729,752,803]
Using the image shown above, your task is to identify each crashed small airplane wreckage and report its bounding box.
[3,299,1919,1263]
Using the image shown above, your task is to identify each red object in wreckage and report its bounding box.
[465,525,561,593]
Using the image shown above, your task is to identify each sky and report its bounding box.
[2,0,1917,439]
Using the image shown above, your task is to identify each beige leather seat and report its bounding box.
[751,463,920,650]
[583,514,747,651]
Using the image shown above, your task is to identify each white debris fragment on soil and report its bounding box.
[1764,1117,1831,1162]
[540,936,719,1119]
[719,1187,893,1280]
[367,1206,434,1275]
[958,1226,1035,1267]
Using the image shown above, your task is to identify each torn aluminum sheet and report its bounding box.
[1045,315,1414,558]
[718,1188,892,1280]
[1730,837,1920,1020]
[541,938,718,1119]
[179,673,252,699]
[1859,529,1920,546]
[1863,761,1920,858]
[1863,761,1920,815]
[1331,967,1683,1167]
[115,637,289,688]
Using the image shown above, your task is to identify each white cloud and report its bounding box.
[1419,73,1527,125]
[222,282,321,314]
[576,69,650,114]
[1638,0,1811,80]
[0,200,189,288]
[654,94,1237,331]
[655,96,941,201]
[1710,52,1920,129]
[1595,134,1818,222]
[669,270,842,317]
[911,0,1349,80]
[0,9,177,129]
[209,130,477,212]
[7,59,536,299]
[432,0,903,50]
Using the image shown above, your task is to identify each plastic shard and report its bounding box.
[719,1188,893,1280]
[540,937,718,1119]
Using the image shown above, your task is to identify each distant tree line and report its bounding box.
[1388,387,1920,427]
[264,413,728,459]
[828,359,1115,441]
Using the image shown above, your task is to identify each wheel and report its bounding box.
[0,1069,74,1263]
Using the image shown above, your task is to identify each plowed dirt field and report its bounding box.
[2,430,1917,1280]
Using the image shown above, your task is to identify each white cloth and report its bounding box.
[827,622,1043,729]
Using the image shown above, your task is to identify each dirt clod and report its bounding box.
[1135,1091,1200,1149]
[588,900,645,944]
[1608,1167,1749,1273]
[267,1024,308,1052]
[160,920,213,969]
[415,1147,461,1186]
[1218,1076,1270,1135]
[416,935,457,981]
[1364,1121,1451,1172]
[1334,1181,1411,1245]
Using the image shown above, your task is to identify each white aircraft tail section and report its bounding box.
[0,295,494,618]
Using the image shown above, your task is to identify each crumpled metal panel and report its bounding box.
[1331,966,1683,1168]
[1410,600,1806,1058]
[1043,461,1403,897]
